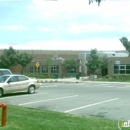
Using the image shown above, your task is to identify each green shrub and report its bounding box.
[112,75,118,79]
[112,74,130,81]
[105,75,109,78]
[23,73,53,79]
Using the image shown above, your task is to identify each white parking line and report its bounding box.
[40,85,58,88]
[1,93,48,99]
[104,86,113,87]
[65,98,119,113]
[117,86,130,89]
[19,95,79,106]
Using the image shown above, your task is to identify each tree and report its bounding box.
[89,0,101,6]
[0,46,18,68]
[86,49,100,75]
[17,52,33,73]
[120,37,130,56]
[0,47,33,73]
[62,58,79,73]
[99,55,108,76]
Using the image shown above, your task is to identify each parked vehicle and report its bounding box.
[0,69,12,76]
[0,74,40,98]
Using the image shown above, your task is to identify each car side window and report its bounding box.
[8,76,18,82]
[0,71,3,76]
[2,70,11,75]
[18,76,28,81]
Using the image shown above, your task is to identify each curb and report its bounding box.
[82,80,130,84]
[37,79,82,83]
[37,80,58,83]
[37,79,130,84]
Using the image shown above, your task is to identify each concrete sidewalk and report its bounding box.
[37,77,130,84]
[37,77,84,83]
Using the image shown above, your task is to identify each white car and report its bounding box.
[0,74,40,98]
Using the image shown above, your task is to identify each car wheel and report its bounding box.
[0,89,3,98]
[28,85,35,94]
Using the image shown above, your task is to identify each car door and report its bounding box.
[6,76,20,93]
[17,76,30,92]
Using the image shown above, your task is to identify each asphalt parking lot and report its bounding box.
[1,82,130,121]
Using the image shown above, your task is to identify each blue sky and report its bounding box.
[0,0,130,50]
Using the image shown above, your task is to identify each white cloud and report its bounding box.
[0,25,27,30]
[1,0,130,51]
[68,23,116,33]
[1,37,126,51]
[31,0,130,18]
[29,0,100,20]
[68,22,130,34]
[29,0,130,34]
[38,27,53,31]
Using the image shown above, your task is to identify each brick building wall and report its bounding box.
[0,50,86,75]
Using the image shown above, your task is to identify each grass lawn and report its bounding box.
[0,105,129,130]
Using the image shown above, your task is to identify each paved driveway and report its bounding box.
[1,82,130,121]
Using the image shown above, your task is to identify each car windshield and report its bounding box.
[0,76,10,83]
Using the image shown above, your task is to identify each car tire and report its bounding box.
[0,89,3,98]
[28,85,35,94]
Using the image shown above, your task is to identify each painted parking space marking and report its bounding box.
[65,98,119,113]
[40,85,58,88]
[89,84,109,86]
[85,84,113,88]
[1,92,48,99]
[104,86,114,87]
[18,95,79,106]
[117,86,130,89]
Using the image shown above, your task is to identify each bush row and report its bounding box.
[105,74,130,79]
[23,73,56,79]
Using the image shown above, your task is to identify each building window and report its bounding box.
[35,66,40,73]
[126,64,130,69]
[119,65,125,70]
[42,65,48,73]
[29,66,33,73]
[114,64,130,74]
[51,65,59,73]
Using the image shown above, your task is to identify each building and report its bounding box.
[0,49,129,77]
[78,50,129,76]
[108,57,130,76]
[24,57,64,78]
[7,50,85,78]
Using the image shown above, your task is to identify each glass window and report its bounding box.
[0,76,10,83]
[42,65,48,73]
[114,64,130,74]
[35,66,40,73]
[114,65,119,69]
[8,76,18,82]
[29,66,33,73]
[120,65,125,70]
[18,76,28,81]
[120,70,125,74]
[114,70,118,74]
[126,65,130,69]
[0,71,3,76]
[2,70,11,75]
[126,70,130,74]
[51,65,59,73]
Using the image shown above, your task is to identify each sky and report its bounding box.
[0,0,130,51]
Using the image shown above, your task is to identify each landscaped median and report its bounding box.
[0,105,126,130]
[87,75,130,83]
